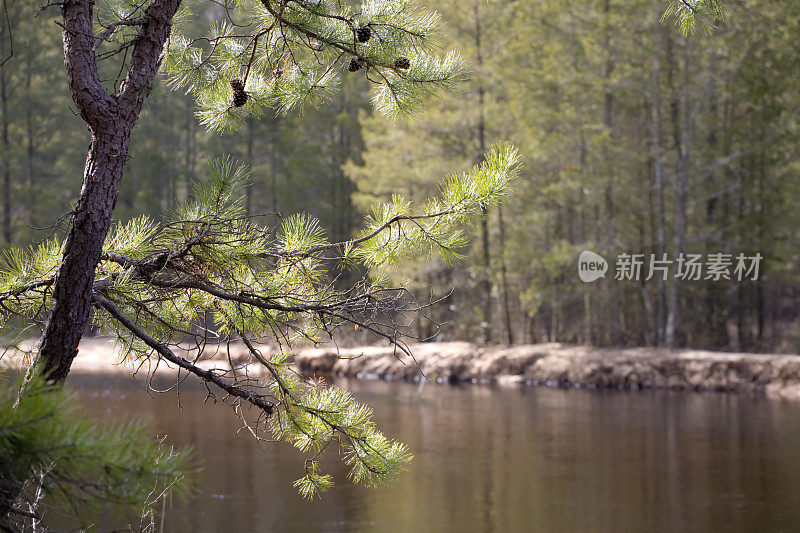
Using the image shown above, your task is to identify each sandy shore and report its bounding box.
[5,338,800,400]
[295,342,800,400]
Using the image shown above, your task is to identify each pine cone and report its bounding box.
[394,57,410,70]
[348,58,364,72]
[230,78,248,107]
[356,26,371,43]
[232,90,248,107]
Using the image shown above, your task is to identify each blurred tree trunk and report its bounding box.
[246,118,254,216]
[665,33,691,348]
[602,0,621,344]
[184,96,196,203]
[26,51,36,229]
[0,33,11,245]
[497,204,514,344]
[474,2,492,343]
[650,3,667,345]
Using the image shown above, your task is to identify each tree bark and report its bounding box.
[40,133,132,379]
[39,0,182,382]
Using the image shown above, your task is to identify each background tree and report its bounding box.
[349,0,800,350]
[345,0,516,343]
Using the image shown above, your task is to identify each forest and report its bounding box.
[1,0,798,352]
[4,0,800,531]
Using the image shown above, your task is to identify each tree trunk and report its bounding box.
[246,117,254,216]
[497,204,514,344]
[474,1,492,343]
[184,96,196,202]
[40,133,133,379]
[2,0,181,518]
[38,0,182,382]
[0,45,11,245]
[664,33,691,348]
[26,53,36,229]
[650,3,667,345]
[602,0,621,345]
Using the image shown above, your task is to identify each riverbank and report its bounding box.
[5,339,800,400]
[295,342,800,400]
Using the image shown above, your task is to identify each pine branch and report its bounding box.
[92,16,148,52]
[117,0,181,105]
[92,292,275,415]
[0,279,53,305]
[100,249,406,313]
[61,0,117,130]
[33,2,64,19]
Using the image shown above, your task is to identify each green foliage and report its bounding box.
[355,143,520,271]
[292,461,334,499]
[662,0,727,35]
[161,0,467,130]
[0,371,191,525]
[345,0,800,350]
[0,240,62,327]
[272,381,411,499]
[371,50,468,119]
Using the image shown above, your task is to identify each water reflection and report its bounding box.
[67,373,800,532]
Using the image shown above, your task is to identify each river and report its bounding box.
[67,372,800,532]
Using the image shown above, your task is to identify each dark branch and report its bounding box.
[93,16,148,52]
[34,2,64,19]
[0,0,13,67]
[117,0,182,107]
[93,292,275,415]
[61,0,117,130]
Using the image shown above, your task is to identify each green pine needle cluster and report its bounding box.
[272,382,412,499]
[355,143,521,271]
[292,461,334,499]
[0,371,191,525]
[662,0,727,36]
[162,0,467,129]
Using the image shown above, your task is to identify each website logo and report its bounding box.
[578,250,608,283]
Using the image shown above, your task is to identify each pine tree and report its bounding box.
[30,0,469,386]
[0,0,486,526]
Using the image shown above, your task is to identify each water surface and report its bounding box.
[68,373,800,532]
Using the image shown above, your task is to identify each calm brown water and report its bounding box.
[67,373,800,532]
